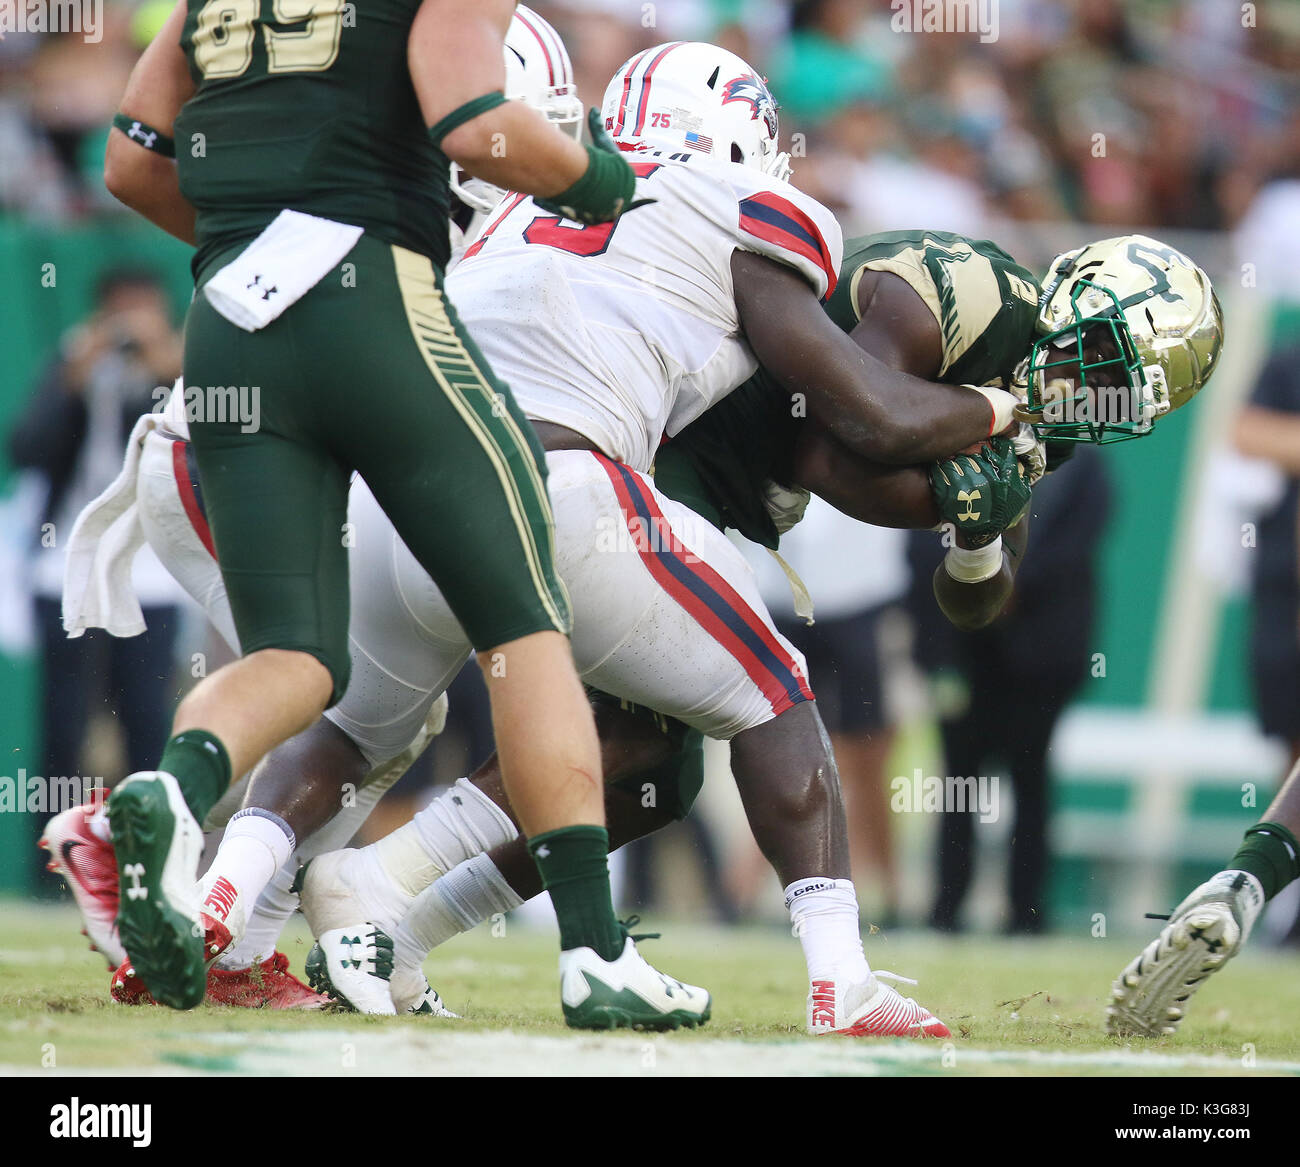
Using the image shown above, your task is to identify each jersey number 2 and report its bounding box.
[193,0,345,79]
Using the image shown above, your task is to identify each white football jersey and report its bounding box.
[446,154,843,472]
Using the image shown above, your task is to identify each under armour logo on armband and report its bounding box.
[127,122,157,149]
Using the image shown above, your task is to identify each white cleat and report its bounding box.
[1106,870,1264,1037]
[390,963,459,1018]
[298,853,455,1017]
[807,970,951,1038]
[295,848,408,938]
[305,925,397,1015]
[560,937,711,1031]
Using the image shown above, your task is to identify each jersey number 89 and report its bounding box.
[193,0,345,79]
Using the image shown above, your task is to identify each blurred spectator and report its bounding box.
[1235,345,1300,769]
[0,22,137,222]
[7,267,188,889]
[910,446,1111,934]
[769,0,891,122]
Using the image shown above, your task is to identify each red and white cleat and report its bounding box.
[808,971,951,1038]
[40,803,125,969]
[110,959,156,1005]
[198,911,233,966]
[206,953,330,1010]
[109,914,232,1006]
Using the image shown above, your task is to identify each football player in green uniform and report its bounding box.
[1107,773,1300,1036]
[304,229,1222,1031]
[98,0,705,1026]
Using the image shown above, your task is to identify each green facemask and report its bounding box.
[1022,280,1154,444]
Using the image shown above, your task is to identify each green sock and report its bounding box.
[157,730,231,823]
[529,825,623,961]
[1227,822,1300,901]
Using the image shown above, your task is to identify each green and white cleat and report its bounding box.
[107,771,206,1010]
[390,962,459,1018]
[560,937,711,1032]
[1106,870,1264,1037]
[305,925,397,1015]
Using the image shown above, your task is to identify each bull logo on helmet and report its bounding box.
[722,73,779,139]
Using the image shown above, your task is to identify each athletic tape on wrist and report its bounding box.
[972,385,1018,436]
[944,537,1004,584]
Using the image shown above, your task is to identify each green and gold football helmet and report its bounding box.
[1019,234,1224,443]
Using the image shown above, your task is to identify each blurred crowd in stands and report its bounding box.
[1,0,1297,243]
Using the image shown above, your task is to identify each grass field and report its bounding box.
[2,901,1299,1077]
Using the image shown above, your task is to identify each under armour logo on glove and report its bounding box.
[956,489,982,522]
[929,437,1031,547]
[123,863,148,901]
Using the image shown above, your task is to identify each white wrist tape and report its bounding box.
[971,386,1020,435]
[944,537,1004,584]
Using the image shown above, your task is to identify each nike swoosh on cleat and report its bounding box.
[60,839,84,872]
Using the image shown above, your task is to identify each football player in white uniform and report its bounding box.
[263,42,1034,1035]
[43,4,578,1015]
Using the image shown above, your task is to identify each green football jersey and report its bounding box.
[654,229,1043,548]
[174,0,451,279]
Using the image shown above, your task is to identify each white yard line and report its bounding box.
[5,1030,1297,1077]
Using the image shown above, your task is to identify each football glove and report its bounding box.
[1011,422,1047,486]
[535,109,647,226]
[929,436,1031,548]
[763,480,811,535]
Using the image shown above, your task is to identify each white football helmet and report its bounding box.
[600,42,791,183]
[451,4,583,215]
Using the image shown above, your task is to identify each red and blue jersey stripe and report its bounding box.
[738,191,839,297]
[596,453,813,716]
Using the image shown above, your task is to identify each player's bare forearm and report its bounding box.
[105,145,195,244]
[932,515,1029,630]
[105,0,196,244]
[444,101,587,196]
[791,423,939,527]
[410,0,587,197]
[733,251,1003,464]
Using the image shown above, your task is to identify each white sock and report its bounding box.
[215,715,440,969]
[215,857,298,970]
[201,809,295,943]
[785,877,871,983]
[394,854,523,970]
[373,777,517,897]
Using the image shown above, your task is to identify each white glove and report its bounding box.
[1011,422,1046,486]
[763,480,810,535]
